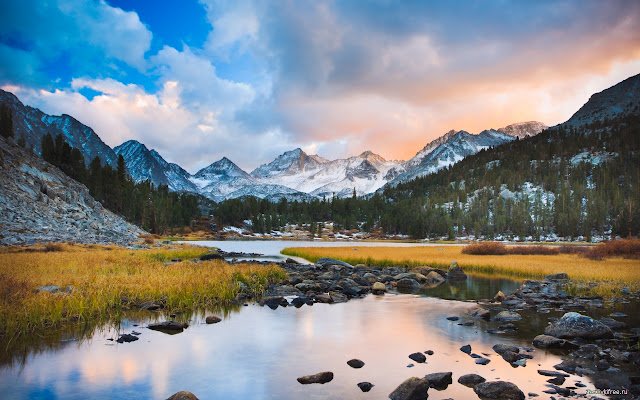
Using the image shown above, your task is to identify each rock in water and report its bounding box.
[397,278,421,292]
[166,391,199,400]
[147,321,188,334]
[424,372,452,390]
[371,282,387,294]
[494,290,506,302]
[205,316,221,324]
[357,382,374,392]
[473,381,525,400]
[297,371,333,384]
[408,352,426,363]
[532,334,577,349]
[460,344,472,354]
[458,374,486,387]
[389,377,429,400]
[424,271,445,287]
[446,261,467,280]
[494,310,522,322]
[116,334,139,343]
[544,312,613,339]
[347,359,365,368]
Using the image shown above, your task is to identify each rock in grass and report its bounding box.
[116,333,139,343]
[147,321,188,334]
[389,377,429,400]
[205,315,221,324]
[297,371,334,384]
[544,312,613,339]
[424,372,452,390]
[446,261,467,281]
[200,253,223,261]
[357,382,374,392]
[408,352,426,363]
[347,359,365,368]
[166,391,199,400]
[458,374,486,387]
[473,381,525,400]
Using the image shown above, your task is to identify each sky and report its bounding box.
[0,0,639,172]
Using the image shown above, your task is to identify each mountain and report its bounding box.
[390,129,515,186]
[565,73,640,127]
[498,121,548,138]
[190,157,257,201]
[114,140,197,192]
[0,135,143,245]
[251,148,329,179]
[0,89,118,166]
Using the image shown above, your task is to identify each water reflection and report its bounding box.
[0,295,602,400]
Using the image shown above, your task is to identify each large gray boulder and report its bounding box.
[544,312,613,339]
[389,377,429,400]
[473,381,525,400]
[446,261,467,281]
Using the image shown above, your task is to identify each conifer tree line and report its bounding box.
[214,114,640,240]
[0,104,13,139]
[40,133,200,233]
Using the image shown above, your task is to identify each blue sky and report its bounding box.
[0,0,639,171]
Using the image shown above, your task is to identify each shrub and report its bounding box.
[43,243,64,252]
[587,239,640,260]
[462,242,507,255]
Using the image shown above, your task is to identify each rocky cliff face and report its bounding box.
[0,136,144,246]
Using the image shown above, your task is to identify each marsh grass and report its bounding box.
[282,245,640,296]
[0,244,285,340]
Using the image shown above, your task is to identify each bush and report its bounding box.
[43,243,64,252]
[587,239,640,260]
[462,242,508,255]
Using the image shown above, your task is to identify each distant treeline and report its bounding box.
[41,133,200,233]
[214,114,640,240]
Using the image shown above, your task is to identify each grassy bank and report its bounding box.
[282,245,640,295]
[0,244,285,339]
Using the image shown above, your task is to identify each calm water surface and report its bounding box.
[0,240,623,399]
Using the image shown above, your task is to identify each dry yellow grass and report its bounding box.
[0,243,285,339]
[282,246,640,295]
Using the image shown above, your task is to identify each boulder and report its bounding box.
[460,344,472,354]
[532,334,577,349]
[544,312,613,339]
[492,344,519,355]
[200,253,223,261]
[285,258,299,264]
[397,278,421,292]
[357,382,374,392]
[314,293,333,303]
[408,352,426,363]
[424,271,445,287]
[424,372,452,390]
[468,306,491,320]
[545,272,569,280]
[297,371,334,384]
[329,291,348,303]
[458,374,486,388]
[347,359,365,369]
[116,333,139,343]
[205,315,221,324]
[389,377,429,400]
[446,261,467,280]
[166,391,199,400]
[473,381,525,400]
[291,296,313,308]
[147,321,188,334]
[371,282,387,294]
[493,310,522,322]
[259,296,289,310]
[537,370,570,378]
[494,290,506,302]
[316,258,354,269]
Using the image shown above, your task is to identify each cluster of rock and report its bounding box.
[252,259,466,308]
[0,136,144,245]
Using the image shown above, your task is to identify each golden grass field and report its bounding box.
[282,245,640,295]
[0,244,285,339]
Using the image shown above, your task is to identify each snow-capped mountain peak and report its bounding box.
[498,121,548,138]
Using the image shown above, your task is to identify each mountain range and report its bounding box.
[0,88,551,201]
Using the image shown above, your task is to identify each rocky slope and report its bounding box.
[0,89,118,166]
[498,121,548,138]
[0,136,144,245]
[114,140,196,192]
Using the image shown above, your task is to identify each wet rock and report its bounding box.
[329,291,348,303]
[200,253,223,261]
[397,278,421,292]
[166,391,199,400]
[544,312,613,339]
[532,334,577,349]
[545,272,569,280]
[460,344,472,354]
[205,316,221,324]
[446,261,467,281]
[259,296,289,310]
[116,333,139,343]
[347,359,365,369]
[314,293,333,303]
[544,384,571,396]
[425,350,434,355]
[475,357,491,365]
[553,360,577,373]
[139,301,162,311]
[458,374,486,387]
[473,381,525,400]
[316,258,353,269]
[371,281,386,294]
[494,290,506,302]
[546,376,565,385]
[599,317,627,330]
[537,370,570,378]
[468,306,491,320]
[446,316,459,321]
[595,359,610,371]
[494,310,522,322]
[609,311,628,318]
[285,258,299,264]
[389,377,430,400]
[291,296,313,308]
[408,352,426,363]
[357,382,374,392]
[424,271,445,287]
[424,372,452,390]
[492,344,520,355]
[147,321,188,334]
[297,371,334,384]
